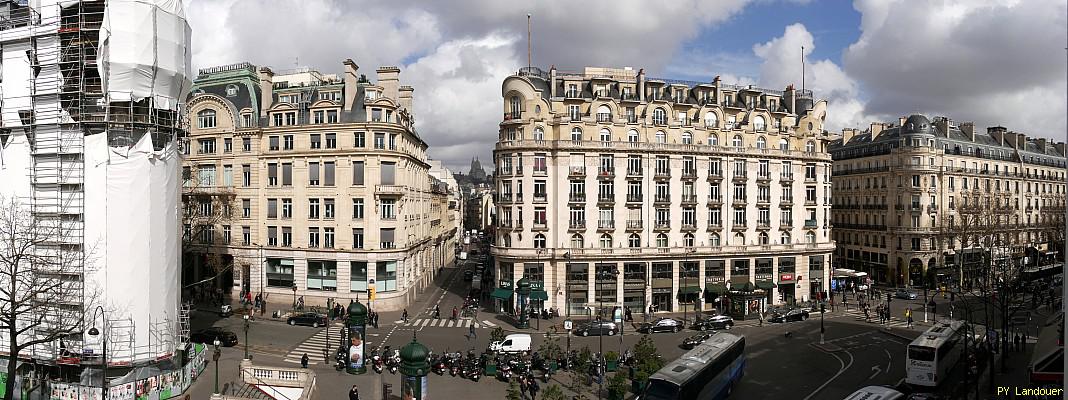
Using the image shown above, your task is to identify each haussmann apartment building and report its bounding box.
[182,60,459,312]
[829,115,1066,290]
[491,66,836,321]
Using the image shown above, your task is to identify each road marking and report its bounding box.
[869,365,882,380]
[482,320,497,327]
[884,348,892,373]
[803,344,854,400]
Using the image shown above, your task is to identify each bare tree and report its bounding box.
[180,164,238,300]
[0,196,88,397]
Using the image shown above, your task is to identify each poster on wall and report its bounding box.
[348,324,365,369]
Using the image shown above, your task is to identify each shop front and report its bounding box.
[726,278,766,320]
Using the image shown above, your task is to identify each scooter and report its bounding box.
[220,304,232,318]
[335,347,347,371]
[370,349,383,374]
[384,346,400,374]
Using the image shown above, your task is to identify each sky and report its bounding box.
[185,0,1068,173]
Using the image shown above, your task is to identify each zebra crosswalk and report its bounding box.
[828,308,916,329]
[282,322,340,366]
[402,317,498,329]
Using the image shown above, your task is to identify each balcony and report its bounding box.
[756,174,771,183]
[681,194,698,205]
[681,169,698,180]
[596,113,612,123]
[499,220,513,229]
[569,221,586,230]
[706,223,723,231]
[804,199,817,206]
[731,223,747,232]
[732,174,747,182]
[654,195,671,204]
[565,91,581,99]
[707,173,723,182]
[804,175,817,183]
[779,199,793,207]
[626,115,639,123]
[533,168,547,176]
[626,168,643,178]
[569,166,586,177]
[707,197,723,206]
[626,220,643,230]
[598,220,615,230]
[376,185,406,197]
[654,221,671,231]
[532,221,548,231]
[626,193,643,203]
[569,193,587,203]
[732,197,747,207]
[533,194,547,203]
[598,194,615,203]
[597,168,615,179]
[756,197,771,206]
[681,222,697,231]
[503,112,522,123]
[654,170,671,180]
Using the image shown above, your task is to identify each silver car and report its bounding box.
[894,289,917,300]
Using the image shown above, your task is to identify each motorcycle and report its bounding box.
[335,346,347,371]
[219,304,232,318]
[430,353,447,375]
[385,347,400,374]
[448,352,462,376]
[369,349,383,374]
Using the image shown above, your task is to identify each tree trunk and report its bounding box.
[5,326,18,400]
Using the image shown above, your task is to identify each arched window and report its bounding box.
[683,233,695,247]
[756,136,766,149]
[197,109,217,129]
[571,127,583,141]
[600,128,612,142]
[656,233,668,248]
[805,231,816,244]
[805,140,815,152]
[704,111,718,128]
[600,234,613,249]
[779,138,789,151]
[733,232,745,245]
[534,234,547,248]
[682,131,693,145]
[628,130,639,143]
[628,234,641,248]
[708,134,719,146]
[509,96,521,117]
[596,105,612,122]
[655,131,666,144]
[653,108,667,125]
[533,127,545,141]
[753,115,766,131]
[571,234,584,249]
[780,232,791,244]
[732,135,743,149]
[709,233,721,247]
[759,232,769,245]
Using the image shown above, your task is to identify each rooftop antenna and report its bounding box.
[801,45,805,94]
[527,14,532,70]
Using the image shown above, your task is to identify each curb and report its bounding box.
[879,327,918,342]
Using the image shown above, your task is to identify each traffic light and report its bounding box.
[370,287,376,301]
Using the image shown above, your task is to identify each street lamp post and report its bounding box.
[212,339,222,394]
[87,305,108,399]
[243,314,251,359]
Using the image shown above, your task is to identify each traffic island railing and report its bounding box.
[210,359,316,400]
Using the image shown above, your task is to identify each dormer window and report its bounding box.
[241,113,253,127]
[225,85,238,97]
[652,108,667,125]
[365,91,378,101]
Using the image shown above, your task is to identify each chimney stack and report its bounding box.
[376,66,401,101]
[987,126,1006,146]
[1054,142,1066,157]
[870,122,885,137]
[898,116,906,127]
[398,85,414,112]
[959,122,974,140]
[842,128,857,143]
[342,59,359,112]
[1037,138,1047,152]
[258,66,275,118]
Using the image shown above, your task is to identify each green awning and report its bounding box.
[678,286,702,295]
[704,284,728,295]
[731,282,754,292]
[490,288,513,300]
[755,281,776,290]
[529,290,549,301]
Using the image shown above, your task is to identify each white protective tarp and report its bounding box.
[83,132,180,363]
[98,0,192,110]
[0,133,33,201]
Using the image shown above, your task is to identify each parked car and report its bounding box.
[637,318,683,334]
[190,327,238,346]
[489,334,531,353]
[769,308,809,323]
[692,314,734,331]
[843,386,905,400]
[287,312,328,327]
[681,333,714,349]
[573,321,618,337]
[894,289,918,300]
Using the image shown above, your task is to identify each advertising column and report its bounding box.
[346,300,368,375]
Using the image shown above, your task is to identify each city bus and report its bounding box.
[905,320,964,387]
[643,333,745,399]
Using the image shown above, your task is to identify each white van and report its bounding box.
[843,386,904,400]
[489,334,531,353]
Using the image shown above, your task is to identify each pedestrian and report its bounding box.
[520,377,529,399]
[1013,332,1021,352]
[468,323,477,340]
[452,306,458,321]
[758,311,764,327]
[529,377,540,399]
[434,305,441,319]
[373,312,379,328]
[402,309,409,323]
[348,385,361,400]
[864,306,871,322]
[301,353,309,368]
[905,309,913,328]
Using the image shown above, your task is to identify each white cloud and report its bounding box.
[843,0,1068,139]
[752,23,875,130]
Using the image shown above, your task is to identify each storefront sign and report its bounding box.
[779,274,794,282]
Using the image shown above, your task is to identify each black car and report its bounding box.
[463,270,474,282]
[190,327,238,346]
[769,308,809,323]
[692,315,734,331]
[287,312,328,327]
[681,333,714,349]
[573,321,618,337]
[637,318,683,334]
